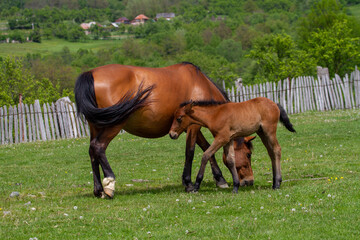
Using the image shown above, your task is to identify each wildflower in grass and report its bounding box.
[291,208,296,212]
[214,206,220,209]
[285,194,289,198]
[0,208,2,211]
[176,199,179,202]
[185,230,189,234]
[327,194,332,198]
[79,216,84,219]
[188,199,192,203]
[64,213,69,216]
[147,231,151,234]
[74,206,78,210]
[192,207,195,210]
[143,208,147,211]
[152,169,156,172]
[260,206,264,210]
[206,211,211,214]
[31,207,36,211]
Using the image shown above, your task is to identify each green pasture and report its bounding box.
[0,38,122,58]
[1,110,359,239]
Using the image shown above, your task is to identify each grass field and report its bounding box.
[0,38,123,58]
[1,109,359,239]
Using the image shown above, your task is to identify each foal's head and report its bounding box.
[234,136,256,186]
[169,102,194,140]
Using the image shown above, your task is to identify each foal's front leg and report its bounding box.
[193,138,225,192]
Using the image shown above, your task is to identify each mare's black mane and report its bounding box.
[181,62,229,102]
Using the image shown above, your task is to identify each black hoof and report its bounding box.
[272,185,281,190]
[185,184,194,193]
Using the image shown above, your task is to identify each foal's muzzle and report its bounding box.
[169,131,179,140]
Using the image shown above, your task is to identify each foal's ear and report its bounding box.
[244,136,256,143]
[184,102,193,114]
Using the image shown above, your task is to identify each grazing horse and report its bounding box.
[169,97,296,193]
[74,62,254,198]
[229,136,256,187]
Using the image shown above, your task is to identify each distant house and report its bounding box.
[131,14,150,25]
[80,22,97,35]
[155,13,175,21]
[115,17,130,24]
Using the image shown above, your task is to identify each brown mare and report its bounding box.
[74,62,254,198]
[169,97,296,193]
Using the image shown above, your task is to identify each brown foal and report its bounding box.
[169,97,296,193]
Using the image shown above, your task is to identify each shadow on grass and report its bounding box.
[73,181,278,199]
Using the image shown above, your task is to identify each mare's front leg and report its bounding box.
[196,130,229,189]
[182,126,198,192]
[223,140,240,193]
[89,123,123,198]
[193,138,225,192]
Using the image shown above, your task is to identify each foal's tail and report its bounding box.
[277,104,296,133]
[74,71,154,127]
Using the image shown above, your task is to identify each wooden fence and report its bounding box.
[0,99,89,145]
[1,68,359,145]
[224,68,360,114]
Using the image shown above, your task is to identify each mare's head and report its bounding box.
[169,102,194,140]
[233,136,256,186]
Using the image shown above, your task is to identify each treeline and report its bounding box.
[1,0,360,106]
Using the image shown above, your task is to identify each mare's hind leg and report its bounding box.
[257,127,282,189]
[196,129,229,189]
[222,140,240,193]
[89,123,123,198]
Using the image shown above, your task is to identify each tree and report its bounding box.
[0,57,63,106]
[297,0,348,45]
[29,28,41,43]
[248,33,316,83]
[307,20,360,76]
[216,39,243,62]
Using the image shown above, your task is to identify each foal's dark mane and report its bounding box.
[181,62,229,102]
[180,100,227,107]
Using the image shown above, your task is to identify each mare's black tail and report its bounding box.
[277,104,296,133]
[74,71,154,127]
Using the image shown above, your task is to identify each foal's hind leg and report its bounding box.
[89,123,123,198]
[257,127,282,189]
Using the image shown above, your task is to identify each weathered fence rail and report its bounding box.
[224,68,360,114]
[1,68,359,145]
[0,99,89,145]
